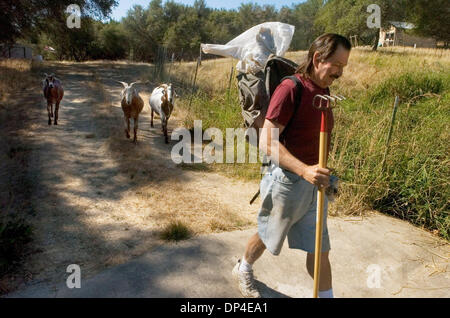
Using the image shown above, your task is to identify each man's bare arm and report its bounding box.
[259,119,330,188]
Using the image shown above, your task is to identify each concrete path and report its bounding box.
[6,211,449,298]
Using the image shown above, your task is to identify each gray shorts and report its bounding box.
[257,164,330,255]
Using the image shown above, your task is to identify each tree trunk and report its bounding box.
[372,29,380,51]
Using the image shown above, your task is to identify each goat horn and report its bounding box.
[129,81,144,87]
[115,80,129,88]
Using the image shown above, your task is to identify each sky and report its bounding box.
[110,0,302,21]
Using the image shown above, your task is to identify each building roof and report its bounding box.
[390,21,415,29]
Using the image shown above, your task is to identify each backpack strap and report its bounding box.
[279,75,303,143]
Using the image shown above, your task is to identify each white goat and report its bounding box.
[117,81,144,144]
[149,83,175,144]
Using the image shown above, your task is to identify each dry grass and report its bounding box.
[0,59,35,103]
[0,58,42,293]
[288,47,450,97]
[166,57,238,94]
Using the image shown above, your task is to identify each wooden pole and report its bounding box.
[313,110,328,298]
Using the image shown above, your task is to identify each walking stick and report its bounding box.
[312,94,344,298]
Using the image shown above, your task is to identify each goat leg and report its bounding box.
[133,117,138,144]
[54,101,60,125]
[164,120,169,144]
[47,102,52,125]
[151,109,154,128]
[124,116,130,139]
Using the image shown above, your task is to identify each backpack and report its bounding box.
[237,55,304,205]
[236,54,303,139]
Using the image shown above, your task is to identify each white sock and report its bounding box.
[239,257,253,272]
[319,288,334,298]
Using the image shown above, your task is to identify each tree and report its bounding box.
[122,4,156,61]
[236,3,279,31]
[44,16,100,61]
[0,0,117,45]
[407,0,450,45]
[203,10,240,45]
[314,0,409,50]
[97,22,128,60]
[287,0,324,50]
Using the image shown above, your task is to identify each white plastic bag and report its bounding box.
[201,22,295,74]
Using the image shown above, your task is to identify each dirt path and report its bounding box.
[3,61,258,291]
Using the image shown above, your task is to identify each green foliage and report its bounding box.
[0,0,118,45]
[122,4,156,61]
[97,21,128,60]
[122,0,327,61]
[331,70,449,239]
[315,0,409,46]
[407,0,450,44]
[160,220,192,241]
[3,0,449,61]
[371,90,449,239]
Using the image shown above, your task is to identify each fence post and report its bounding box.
[227,66,234,99]
[168,52,174,83]
[381,96,400,172]
[188,55,200,109]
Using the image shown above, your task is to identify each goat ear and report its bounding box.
[43,73,48,77]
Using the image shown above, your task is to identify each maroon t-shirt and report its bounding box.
[265,73,334,165]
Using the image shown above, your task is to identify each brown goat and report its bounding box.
[42,73,64,125]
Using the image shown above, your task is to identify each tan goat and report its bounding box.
[117,81,144,144]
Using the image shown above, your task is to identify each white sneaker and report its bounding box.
[232,259,261,298]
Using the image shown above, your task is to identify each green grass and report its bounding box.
[329,70,449,239]
[369,71,446,104]
[160,220,193,242]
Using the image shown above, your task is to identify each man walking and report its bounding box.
[233,33,352,298]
